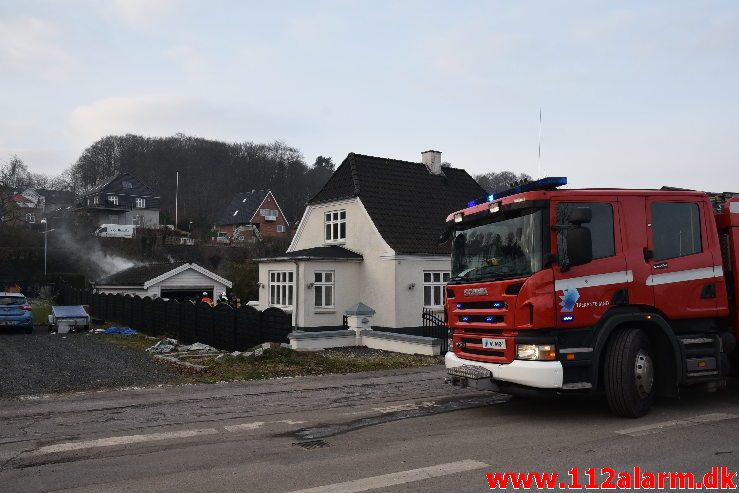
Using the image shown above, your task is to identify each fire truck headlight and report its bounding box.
[516,344,556,361]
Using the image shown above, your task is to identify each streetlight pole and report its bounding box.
[40,218,47,276]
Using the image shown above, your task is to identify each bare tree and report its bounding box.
[0,156,32,224]
[474,171,533,194]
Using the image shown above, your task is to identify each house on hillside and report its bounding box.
[255,150,486,330]
[215,190,289,241]
[35,188,76,215]
[93,262,232,301]
[76,173,160,228]
[5,192,41,226]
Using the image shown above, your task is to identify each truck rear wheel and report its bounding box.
[604,328,655,418]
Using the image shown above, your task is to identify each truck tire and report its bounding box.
[604,328,655,418]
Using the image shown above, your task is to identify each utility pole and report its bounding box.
[175,171,179,229]
[41,218,48,276]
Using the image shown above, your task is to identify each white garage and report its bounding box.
[93,262,232,301]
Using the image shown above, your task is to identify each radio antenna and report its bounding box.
[538,108,542,179]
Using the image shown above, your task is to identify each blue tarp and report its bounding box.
[51,305,89,319]
[102,327,138,335]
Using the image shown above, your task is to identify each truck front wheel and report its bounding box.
[604,328,655,418]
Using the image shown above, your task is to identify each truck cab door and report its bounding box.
[552,200,628,329]
[646,199,719,319]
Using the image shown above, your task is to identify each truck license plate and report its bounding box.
[482,338,506,350]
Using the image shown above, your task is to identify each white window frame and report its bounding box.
[135,198,146,208]
[108,195,118,206]
[93,196,99,205]
[25,213,36,224]
[423,271,450,308]
[276,224,286,233]
[324,209,346,243]
[313,271,335,309]
[269,271,294,308]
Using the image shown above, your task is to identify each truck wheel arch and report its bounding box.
[592,309,682,396]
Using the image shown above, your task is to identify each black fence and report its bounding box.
[421,307,450,354]
[57,283,292,351]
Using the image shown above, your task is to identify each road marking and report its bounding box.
[286,459,490,493]
[616,413,738,437]
[224,420,305,432]
[225,422,266,432]
[32,428,219,455]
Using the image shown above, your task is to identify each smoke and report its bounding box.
[53,228,142,279]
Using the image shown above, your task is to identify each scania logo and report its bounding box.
[463,288,488,296]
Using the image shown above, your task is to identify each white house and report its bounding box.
[255,150,486,330]
[93,262,232,300]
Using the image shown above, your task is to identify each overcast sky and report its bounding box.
[1,0,737,191]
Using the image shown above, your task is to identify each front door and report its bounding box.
[552,199,628,329]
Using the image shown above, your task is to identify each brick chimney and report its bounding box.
[421,150,442,175]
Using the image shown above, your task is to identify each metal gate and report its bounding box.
[421,308,449,354]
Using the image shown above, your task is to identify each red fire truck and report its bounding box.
[443,177,738,417]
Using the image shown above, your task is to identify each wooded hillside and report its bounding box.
[68,134,334,226]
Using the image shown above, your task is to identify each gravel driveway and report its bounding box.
[0,326,179,398]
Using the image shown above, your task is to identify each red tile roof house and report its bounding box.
[214,190,290,242]
[255,150,486,336]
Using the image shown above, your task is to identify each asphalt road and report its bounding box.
[0,327,179,397]
[1,366,737,492]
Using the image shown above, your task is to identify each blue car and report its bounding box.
[0,292,33,334]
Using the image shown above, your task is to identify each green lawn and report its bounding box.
[30,298,53,325]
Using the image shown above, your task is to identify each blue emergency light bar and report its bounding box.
[464,177,568,210]
[488,176,568,202]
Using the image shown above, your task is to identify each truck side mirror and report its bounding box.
[438,226,452,245]
[566,226,593,267]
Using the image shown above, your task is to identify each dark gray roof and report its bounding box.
[79,173,157,198]
[96,262,188,286]
[309,153,486,255]
[37,189,75,205]
[256,246,362,262]
[216,190,269,226]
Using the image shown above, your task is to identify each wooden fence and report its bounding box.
[57,283,292,351]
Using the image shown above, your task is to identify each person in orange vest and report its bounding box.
[200,291,213,305]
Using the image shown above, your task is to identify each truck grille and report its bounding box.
[454,332,514,363]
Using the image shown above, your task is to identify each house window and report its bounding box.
[277,225,286,233]
[314,271,334,308]
[424,271,450,307]
[122,180,133,189]
[325,210,346,243]
[93,196,99,205]
[269,271,294,307]
[25,213,36,224]
[108,195,118,206]
[135,198,146,208]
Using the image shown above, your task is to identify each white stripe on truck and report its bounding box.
[554,270,633,291]
[646,266,723,286]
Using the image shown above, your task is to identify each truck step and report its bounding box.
[678,334,723,384]
[561,382,592,390]
[680,337,714,345]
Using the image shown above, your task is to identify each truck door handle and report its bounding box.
[700,283,716,299]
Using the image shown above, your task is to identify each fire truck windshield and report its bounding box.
[450,208,544,283]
